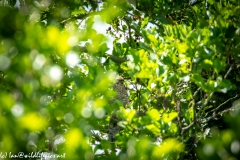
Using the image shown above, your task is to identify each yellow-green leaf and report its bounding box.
[19,113,48,131]
[162,112,178,123]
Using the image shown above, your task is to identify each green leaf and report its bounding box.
[141,17,149,28]
[176,43,188,53]
[185,107,194,121]
[152,139,184,158]
[0,93,14,110]
[213,59,222,74]
[71,9,86,15]
[122,24,127,30]
[208,0,215,5]
[146,124,160,135]
[192,74,205,87]
[19,113,48,131]
[147,109,160,121]
[99,43,109,54]
[162,112,178,123]
[139,42,153,51]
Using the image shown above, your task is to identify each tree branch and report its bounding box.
[195,92,214,120]
[220,107,236,114]
[182,122,195,134]
[176,101,183,132]
[208,94,239,114]
[193,87,200,97]
[123,17,133,47]
[205,105,236,123]
[224,64,234,79]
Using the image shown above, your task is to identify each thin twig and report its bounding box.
[176,101,182,130]
[203,92,214,106]
[123,17,133,47]
[224,64,234,79]
[208,94,239,113]
[182,122,195,134]
[219,107,235,114]
[66,86,72,90]
[205,106,236,123]
[196,92,213,123]
[193,87,200,97]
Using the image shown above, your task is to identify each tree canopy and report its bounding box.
[1,0,240,159]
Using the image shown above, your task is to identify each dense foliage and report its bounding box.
[1,0,240,159]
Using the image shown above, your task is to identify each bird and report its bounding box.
[113,76,129,107]
[108,76,129,142]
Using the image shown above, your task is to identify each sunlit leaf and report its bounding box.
[65,128,83,149]
[19,113,48,131]
[176,42,188,54]
[146,124,160,135]
[162,112,178,123]
[152,139,184,158]
[147,109,160,121]
[185,107,194,121]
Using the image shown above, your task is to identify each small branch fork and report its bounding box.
[204,94,239,123]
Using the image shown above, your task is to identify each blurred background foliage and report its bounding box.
[1,0,240,159]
